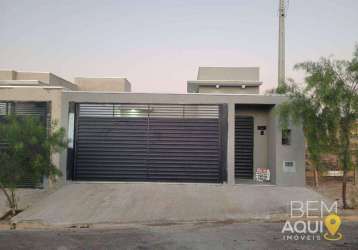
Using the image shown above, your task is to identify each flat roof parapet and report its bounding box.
[0,70,77,90]
[74,77,131,92]
[197,67,260,81]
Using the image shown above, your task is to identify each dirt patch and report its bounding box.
[307,177,358,209]
[0,209,25,230]
[0,209,23,221]
[0,188,53,219]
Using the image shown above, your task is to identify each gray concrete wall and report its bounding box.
[0,80,45,86]
[267,110,277,184]
[197,67,259,81]
[0,70,16,80]
[0,88,305,187]
[0,70,77,90]
[190,67,261,94]
[199,86,259,94]
[16,72,51,83]
[74,78,131,92]
[0,86,67,186]
[49,73,78,90]
[276,122,305,186]
[62,91,304,186]
[268,108,305,186]
[227,103,236,184]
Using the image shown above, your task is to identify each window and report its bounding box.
[282,129,291,145]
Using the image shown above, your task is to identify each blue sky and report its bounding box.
[0,0,357,93]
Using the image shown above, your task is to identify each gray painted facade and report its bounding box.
[0,69,305,187]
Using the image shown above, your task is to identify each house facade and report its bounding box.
[0,68,305,186]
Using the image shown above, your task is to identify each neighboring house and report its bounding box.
[0,68,305,186]
[187,67,262,94]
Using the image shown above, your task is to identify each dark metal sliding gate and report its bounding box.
[235,116,254,179]
[72,103,227,183]
[0,103,9,151]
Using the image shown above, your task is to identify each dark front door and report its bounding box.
[72,103,226,183]
[235,116,254,179]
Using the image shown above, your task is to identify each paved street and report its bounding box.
[0,222,357,250]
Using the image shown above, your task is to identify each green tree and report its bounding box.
[277,45,358,209]
[0,115,66,215]
[277,83,331,187]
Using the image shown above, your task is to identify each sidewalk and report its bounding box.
[0,189,48,219]
[10,183,331,228]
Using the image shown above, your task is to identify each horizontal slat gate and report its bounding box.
[0,102,49,188]
[73,104,224,183]
[0,102,8,151]
[147,118,220,182]
[235,116,254,179]
[0,115,7,152]
[75,117,148,181]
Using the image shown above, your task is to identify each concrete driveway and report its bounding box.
[12,183,329,226]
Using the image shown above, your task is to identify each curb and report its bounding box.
[2,214,289,230]
[2,213,358,231]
